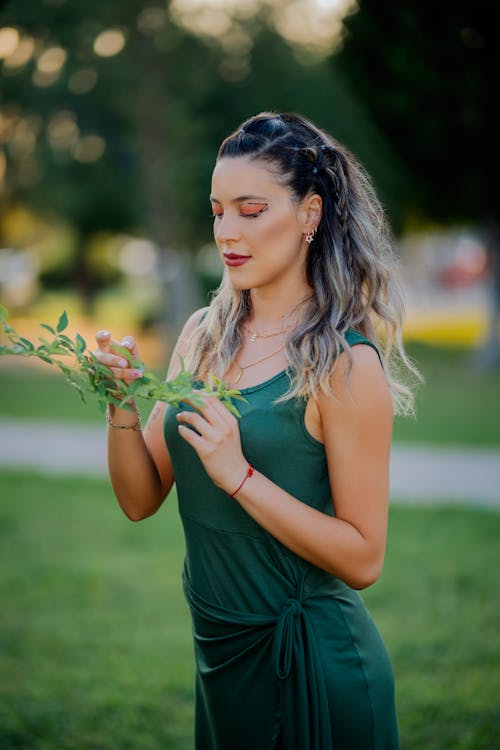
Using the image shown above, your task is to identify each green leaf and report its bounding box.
[19,337,35,351]
[0,306,244,418]
[56,310,68,333]
[112,344,143,370]
[127,377,146,395]
[75,333,86,354]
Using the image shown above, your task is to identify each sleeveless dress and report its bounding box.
[163,329,400,750]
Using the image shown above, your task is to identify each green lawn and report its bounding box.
[1,471,499,749]
[0,363,158,425]
[393,342,500,446]
[1,342,500,445]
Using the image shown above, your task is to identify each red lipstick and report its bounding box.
[224,253,251,267]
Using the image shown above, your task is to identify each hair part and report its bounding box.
[184,111,421,415]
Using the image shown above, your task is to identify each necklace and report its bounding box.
[231,343,286,385]
[247,324,292,343]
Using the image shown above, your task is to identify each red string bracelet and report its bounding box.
[229,464,254,498]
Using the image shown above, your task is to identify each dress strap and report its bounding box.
[344,328,384,368]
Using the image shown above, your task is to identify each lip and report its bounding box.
[224,253,251,267]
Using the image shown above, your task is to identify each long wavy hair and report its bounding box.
[184,111,421,415]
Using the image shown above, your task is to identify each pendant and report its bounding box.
[249,332,257,343]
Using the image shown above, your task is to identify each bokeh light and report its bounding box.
[93,29,127,57]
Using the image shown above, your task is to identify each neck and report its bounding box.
[248,282,313,330]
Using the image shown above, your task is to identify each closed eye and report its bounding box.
[210,205,268,219]
[240,206,267,218]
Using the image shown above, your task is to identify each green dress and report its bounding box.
[163,330,400,750]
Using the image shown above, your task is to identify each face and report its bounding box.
[210,156,310,293]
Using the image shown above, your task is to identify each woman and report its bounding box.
[95,111,418,749]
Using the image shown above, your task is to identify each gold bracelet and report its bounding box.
[106,404,142,431]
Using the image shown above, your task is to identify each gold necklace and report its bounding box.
[232,344,286,385]
[247,325,292,343]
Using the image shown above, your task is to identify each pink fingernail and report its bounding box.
[118,358,128,367]
[130,369,143,377]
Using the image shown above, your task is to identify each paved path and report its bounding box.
[0,418,499,507]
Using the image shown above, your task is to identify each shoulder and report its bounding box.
[167,306,209,379]
[318,341,392,421]
[179,306,209,341]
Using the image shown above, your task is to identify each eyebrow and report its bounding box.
[210,195,269,203]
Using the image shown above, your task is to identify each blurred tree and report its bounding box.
[3,0,397,326]
[1,0,240,317]
[1,1,142,311]
[335,1,500,366]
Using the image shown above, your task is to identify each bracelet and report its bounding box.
[229,464,254,498]
[106,404,142,432]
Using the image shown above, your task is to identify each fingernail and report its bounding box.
[130,369,143,378]
[118,358,128,367]
[122,337,133,347]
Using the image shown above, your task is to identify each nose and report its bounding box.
[214,212,241,244]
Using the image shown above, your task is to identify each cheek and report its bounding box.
[257,211,300,245]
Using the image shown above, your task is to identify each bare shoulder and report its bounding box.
[180,306,210,339]
[318,343,393,418]
[167,306,209,379]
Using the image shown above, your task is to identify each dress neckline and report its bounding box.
[235,369,288,394]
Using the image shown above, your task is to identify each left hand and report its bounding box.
[176,395,248,493]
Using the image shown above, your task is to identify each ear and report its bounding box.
[299,192,322,234]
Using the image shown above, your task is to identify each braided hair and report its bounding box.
[184,112,419,414]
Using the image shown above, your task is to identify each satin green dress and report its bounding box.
[163,330,400,750]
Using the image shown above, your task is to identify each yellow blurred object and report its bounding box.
[403,309,488,346]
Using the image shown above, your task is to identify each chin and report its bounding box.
[228,278,252,292]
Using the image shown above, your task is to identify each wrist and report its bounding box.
[228,463,254,498]
[106,402,141,431]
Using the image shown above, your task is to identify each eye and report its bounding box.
[240,203,268,218]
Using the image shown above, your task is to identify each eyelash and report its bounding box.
[210,206,268,220]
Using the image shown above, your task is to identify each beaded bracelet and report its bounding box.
[106,404,142,432]
[229,464,254,498]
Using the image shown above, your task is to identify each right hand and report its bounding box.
[93,330,144,384]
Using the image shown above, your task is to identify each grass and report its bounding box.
[1,341,499,445]
[1,470,499,749]
[0,362,158,425]
[0,471,193,750]
[393,342,500,446]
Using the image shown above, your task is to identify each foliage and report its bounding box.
[0,305,244,415]
[335,1,498,227]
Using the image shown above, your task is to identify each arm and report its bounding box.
[100,307,208,521]
[177,345,393,588]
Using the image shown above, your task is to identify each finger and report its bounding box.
[93,348,132,370]
[120,335,140,360]
[95,330,112,352]
[176,410,219,441]
[191,397,227,427]
[177,423,207,453]
[106,366,144,381]
[203,395,236,426]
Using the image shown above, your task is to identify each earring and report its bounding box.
[305,229,316,244]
